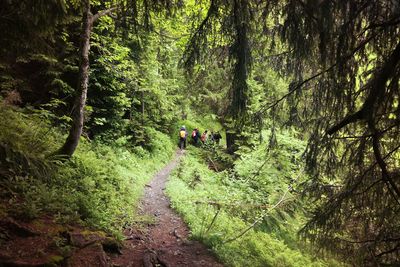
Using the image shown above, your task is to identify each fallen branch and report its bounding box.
[221,170,304,244]
[207,156,219,172]
[195,200,270,209]
[205,205,221,235]
[222,189,291,244]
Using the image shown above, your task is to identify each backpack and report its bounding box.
[179,130,186,138]
[201,133,207,142]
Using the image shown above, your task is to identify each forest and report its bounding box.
[0,0,399,266]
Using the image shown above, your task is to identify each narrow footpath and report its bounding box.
[112,151,223,267]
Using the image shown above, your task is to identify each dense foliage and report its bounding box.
[166,134,341,266]
[0,0,399,265]
[274,1,400,263]
[0,105,174,236]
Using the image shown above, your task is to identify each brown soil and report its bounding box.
[111,150,224,267]
[0,150,223,267]
[0,215,114,266]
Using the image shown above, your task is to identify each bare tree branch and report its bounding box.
[92,6,118,22]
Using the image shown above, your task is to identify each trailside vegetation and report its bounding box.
[0,104,174,236]
[0,0,399,265]
[274,1,400,263]
[166,131,342,266]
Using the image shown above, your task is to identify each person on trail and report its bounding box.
[196,129,201,146]
[213,131,222,145]
[179,126,187,150]
[201,130,208,144]
[210,131,215,143]
[192,128,199,145]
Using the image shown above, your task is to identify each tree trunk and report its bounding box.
[226,0,250,154]
[226,131,236,154]
[59,0,92,157]
[141,90,145,127]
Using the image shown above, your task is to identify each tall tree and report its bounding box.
[183,0,264,153]
[0,0,71,104]
[59,0,95,156]
[267,0,400,263]
[59,0,174,156]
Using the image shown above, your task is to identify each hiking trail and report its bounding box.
[111,150,223,267]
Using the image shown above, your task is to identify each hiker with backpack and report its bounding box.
[192,128,200,145]
[196,128,201,143]
[201,130,208,144]
[179,126,187,150]
[213,131,222,145]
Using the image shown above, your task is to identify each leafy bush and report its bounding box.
[0,105,60,179]
[166,136,344,266]
[0,105,175,236]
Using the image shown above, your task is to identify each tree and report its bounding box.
[0,0,71,105]
[58,0,175,156]
[58,0,116,156]
[268,0,400,263]
[183,0,255,153]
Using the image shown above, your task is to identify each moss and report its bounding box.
[46,255,64,266]
[81,230,106,238]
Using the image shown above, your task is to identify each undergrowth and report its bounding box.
[166,130,344,266]
[0,105,175,237]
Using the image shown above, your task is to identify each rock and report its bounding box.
[102,237,122,254]
[172,228,181,239]
[0,254,64,267]
[0,219,39,237]
[126,234,142,241]
[181,239,193,246]
[143,250,158,267]
[69,231,104,248]
[67,243,109,267]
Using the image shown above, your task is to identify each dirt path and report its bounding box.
[111,151,223,267]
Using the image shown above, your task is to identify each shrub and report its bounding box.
[166,144,344,266]
[0,105,175,236]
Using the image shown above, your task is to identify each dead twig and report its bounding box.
[205,204,221,235]
[221,170,304,244]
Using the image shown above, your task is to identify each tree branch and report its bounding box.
[92,6,118,22]
[262,67,333,112]
[364,17,400,34]
[375,243,400,258]
[369,120,400,204]
[221,169,304,244]
[222,189,291,244]
[327,109,364,135]
[259,34,376,114]
[327,41,400,135]
[337,236,400,244]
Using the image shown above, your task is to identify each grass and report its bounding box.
[0,104,175,237]
[166,142,345,266]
